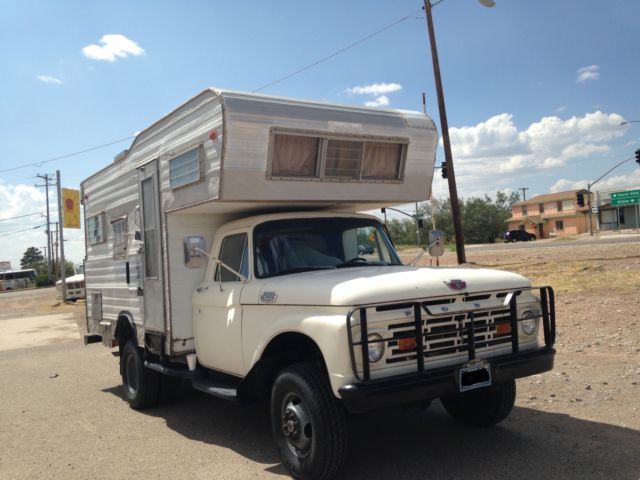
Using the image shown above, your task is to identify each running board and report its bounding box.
[192,379,237,401]
[144,360,238,402]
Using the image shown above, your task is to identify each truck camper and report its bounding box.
[82,88,556,480]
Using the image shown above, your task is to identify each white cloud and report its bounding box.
[438,110,627,198]
[365,95,390,108]
[347,82,402,96]
[37,75,63,85]
[577,65,599,83]
[550,169,640,193]
[0,183,85,270]
[82,34,145,62]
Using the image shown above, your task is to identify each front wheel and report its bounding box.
[271,363,347,480]
[440,380,516,428]
[120,340,159,409]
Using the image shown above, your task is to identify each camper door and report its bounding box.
[138,160,165,332]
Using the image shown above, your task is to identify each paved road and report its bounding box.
[468,233,640,253]
[1,316,638,479]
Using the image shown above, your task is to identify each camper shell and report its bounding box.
[82,88,437,356]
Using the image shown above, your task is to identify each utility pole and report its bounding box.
[35,173,54,285]
[423,0,466,264]
[518,187,529,202]
[53,222,59,267]
[56,170,67,302]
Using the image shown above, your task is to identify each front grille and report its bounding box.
[346,286,556,382]
[385,300,512,365]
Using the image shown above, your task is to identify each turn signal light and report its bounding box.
[398,337,417,351]
[496,323,511,335]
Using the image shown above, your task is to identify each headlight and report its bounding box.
[520,310,538,336]
[367,333,385,363]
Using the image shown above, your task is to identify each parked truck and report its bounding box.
[82,88,556,480]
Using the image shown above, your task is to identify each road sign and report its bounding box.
[611,189,640,206]
[591,206,598,213]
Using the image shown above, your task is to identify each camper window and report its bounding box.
[87,213,106,245]
[169,146,202,189]
[272,134,320,177]
[111,217,127,259]
[325,140,363,179]
[362,142,403,179]
[269,130,407,182]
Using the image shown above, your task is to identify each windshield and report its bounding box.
[253,217,402,278]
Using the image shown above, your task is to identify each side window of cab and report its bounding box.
[215,233,249,282]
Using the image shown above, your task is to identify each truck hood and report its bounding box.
[254,266,530,307]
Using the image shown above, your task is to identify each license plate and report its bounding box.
[458,360,492,392]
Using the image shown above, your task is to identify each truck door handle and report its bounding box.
[196,286,208,293]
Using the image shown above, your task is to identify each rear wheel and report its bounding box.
[121,340,159,409]
[271,363,347,480]
[441,380,516,427]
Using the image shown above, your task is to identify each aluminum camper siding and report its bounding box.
[218,90,437,205]
[82,90,224,351]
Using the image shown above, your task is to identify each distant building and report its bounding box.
[505,190,594,238]
[593,185,640,231]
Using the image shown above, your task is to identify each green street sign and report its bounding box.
[611,189,640,206]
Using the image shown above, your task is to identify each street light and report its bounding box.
[423,0,495,264]
[586,152,639,235]
[620,120,640,126]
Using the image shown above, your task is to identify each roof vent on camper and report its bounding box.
[114,149,129,163]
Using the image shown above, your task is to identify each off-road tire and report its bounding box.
[271,363,348,480]
[121,340,160,409]
[441,379,516,427]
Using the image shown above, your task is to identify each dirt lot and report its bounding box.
[404,241,640,431]
[1,242,639,479]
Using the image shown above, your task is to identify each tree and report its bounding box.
[385,191,522,247]
[20,247,45,270]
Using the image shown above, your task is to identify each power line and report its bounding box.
[0,224,45,239]
[0,136,135,174]
[253,9,421,93]
[0,211,42,222]
[0,10,420,176]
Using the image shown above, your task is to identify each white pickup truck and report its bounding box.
[82,88,556,480]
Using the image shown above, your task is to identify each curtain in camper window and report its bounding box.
[362,142,402,179]
[325,140,363,179]
[272,135,319,177]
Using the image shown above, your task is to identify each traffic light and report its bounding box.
[441,162,448,179]
[635,148,640,165]
[576,190,585,207]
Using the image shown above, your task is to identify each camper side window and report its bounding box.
[87,213,106,245]
[169,146,202,189]
[215,233,248,282]
[111,217,127,260]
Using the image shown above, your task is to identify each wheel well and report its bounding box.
[237,332,327,405]
[114,313,136,348]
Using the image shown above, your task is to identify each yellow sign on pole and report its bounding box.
[62,188,80,229]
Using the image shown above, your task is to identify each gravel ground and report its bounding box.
[1,242,639,479]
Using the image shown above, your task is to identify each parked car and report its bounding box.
[358,244,374,255]
[503,230,537,242]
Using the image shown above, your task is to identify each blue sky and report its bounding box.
[1,0,639,267]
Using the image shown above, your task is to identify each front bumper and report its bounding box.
[339,347,555,413]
